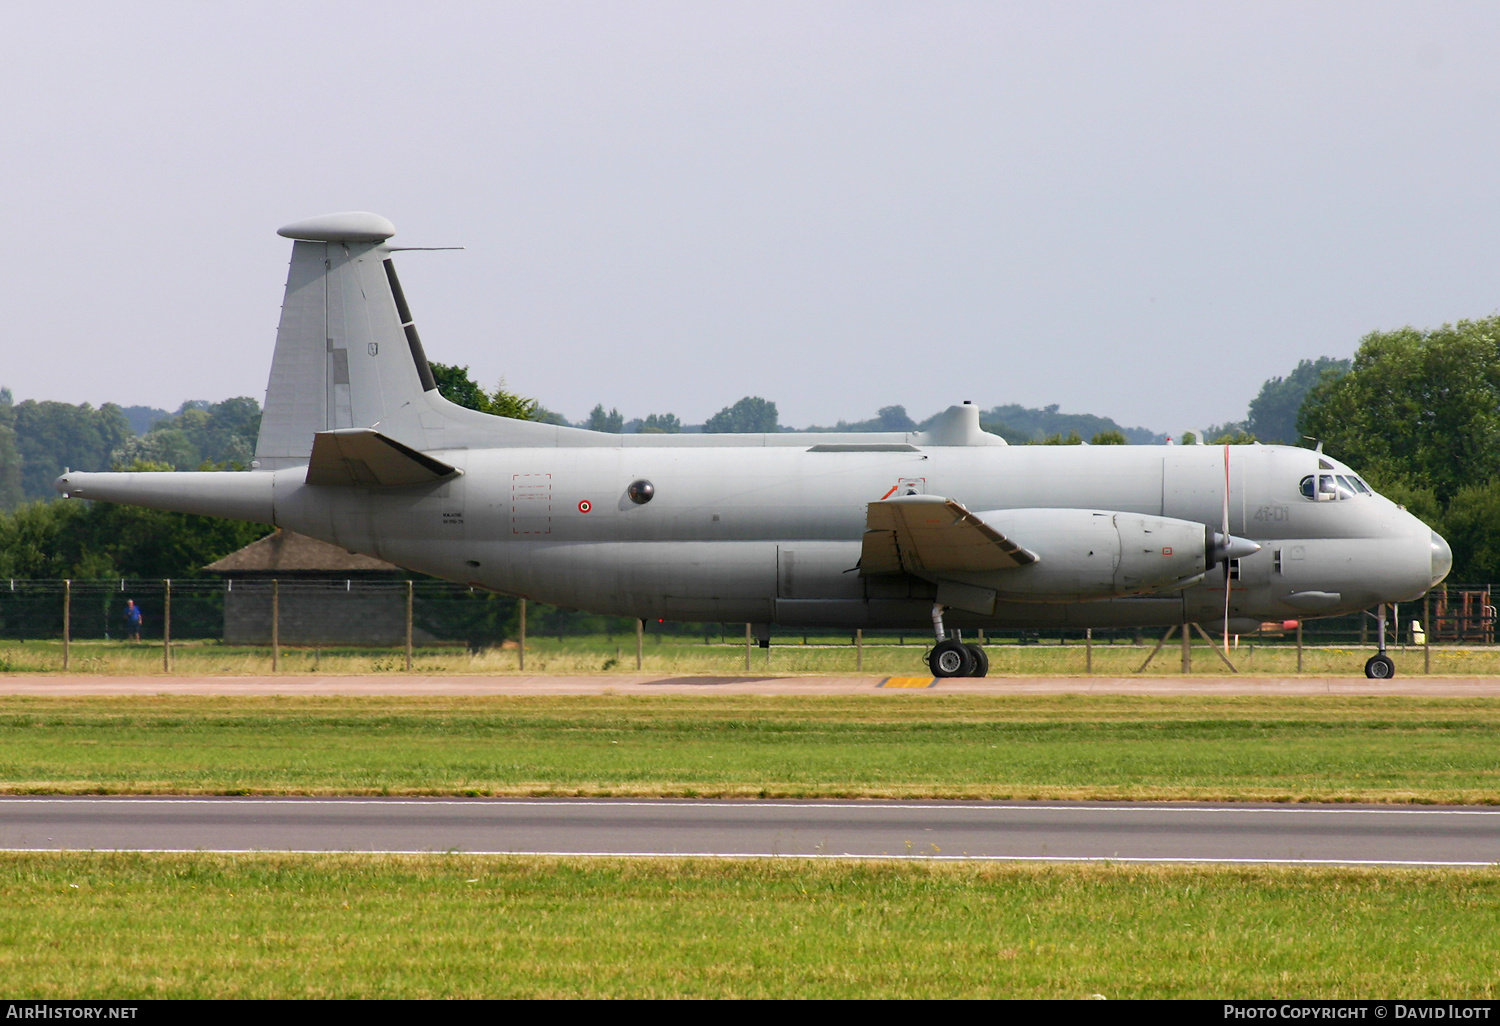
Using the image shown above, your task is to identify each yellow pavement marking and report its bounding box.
[880,677,938,688]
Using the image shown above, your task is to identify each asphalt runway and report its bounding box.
[3,673,1500,696]
[3,797,1497,866]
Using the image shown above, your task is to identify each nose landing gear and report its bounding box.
[926,604,990,678]
[1364,603,1396,679]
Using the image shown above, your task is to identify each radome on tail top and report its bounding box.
[56,212,1452,678]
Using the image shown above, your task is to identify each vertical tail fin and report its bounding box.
[254,212,439,469]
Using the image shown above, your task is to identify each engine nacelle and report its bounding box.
[946,508,1213,603]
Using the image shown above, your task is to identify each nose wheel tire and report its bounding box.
[928,639,977,678]
[1364,653,1396,679]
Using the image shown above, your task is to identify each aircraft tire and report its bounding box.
[929,640,976,678]
[965,644,989,677]
[1364,653,1396,679]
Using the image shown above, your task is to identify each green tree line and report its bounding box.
[0,487,270,580]
[0,391,264,509]
[1299,317,1500,582]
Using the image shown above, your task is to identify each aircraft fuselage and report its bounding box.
[257,440,1443,632]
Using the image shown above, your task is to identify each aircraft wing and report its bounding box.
[861,494,1038,576]
[305,429,460,487]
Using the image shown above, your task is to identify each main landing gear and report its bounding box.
[926,604,989,678]
[1364,602,1396,679]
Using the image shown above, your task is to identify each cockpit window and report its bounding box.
[1300,473,1362,501]
[1351,477,1372,495]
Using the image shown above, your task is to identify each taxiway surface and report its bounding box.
[2,673,1499,696]
[3,797,1497,866]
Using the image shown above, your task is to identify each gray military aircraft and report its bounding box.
[54,212,1452,678]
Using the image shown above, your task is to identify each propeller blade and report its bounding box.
[1223,444,1232,649]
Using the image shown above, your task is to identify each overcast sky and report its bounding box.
[3,1,1498,434]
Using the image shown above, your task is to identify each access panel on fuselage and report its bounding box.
[1162,450,1239,532]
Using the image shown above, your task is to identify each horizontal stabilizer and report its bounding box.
[861,494,1038,576]
[306,429,460,487]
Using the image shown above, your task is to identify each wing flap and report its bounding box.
[861,495,1038,576]
[306,428,460,487]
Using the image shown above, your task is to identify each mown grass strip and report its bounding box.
[0,853,1496,999]
[6,636,1496,677]
[0,695,1497,803]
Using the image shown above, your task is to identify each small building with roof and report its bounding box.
[204,530,437,645]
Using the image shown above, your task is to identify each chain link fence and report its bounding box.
[0,578,1488,648]
[0,577,1491,671]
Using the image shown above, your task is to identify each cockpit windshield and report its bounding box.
[1300,472,1371,501]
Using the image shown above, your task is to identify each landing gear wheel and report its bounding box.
[965,644,989,677]
[1365,654,1396,679]
[929,639,976,678]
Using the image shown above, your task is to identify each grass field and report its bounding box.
[2,694,1498,802]
[3,635,1496,676]
[3,691,1496,998]
[2,853,1496,998]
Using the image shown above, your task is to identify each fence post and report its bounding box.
[856,628,863,672]
[636,618,644,670]
[271,579,280,672]
[1086,627,1093,675]
[1424,593,1431,675]
[62,579,71,671]
[518,598,526,671]
[1181,623,1191,674]
[1296,621,1303,673]
[405,580,413,672]
[163,579,171,672]
[744,623,752,671]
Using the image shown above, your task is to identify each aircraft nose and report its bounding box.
[1430,530,1453,587]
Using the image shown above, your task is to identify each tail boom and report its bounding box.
[54,471,275,525]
